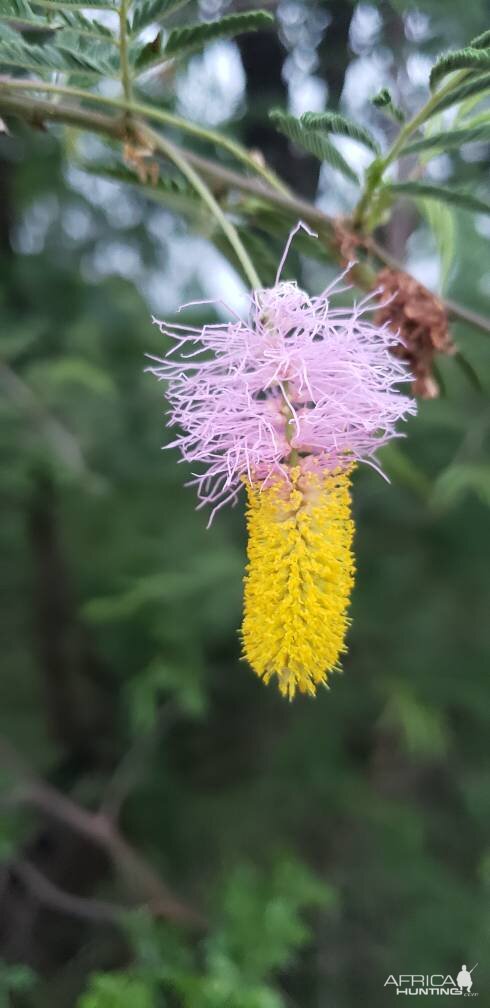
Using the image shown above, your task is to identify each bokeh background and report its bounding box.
[1,0,490,1005]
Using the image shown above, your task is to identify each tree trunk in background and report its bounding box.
[317,0,355,107]
[237,30,321,198]
[238,3,354,199]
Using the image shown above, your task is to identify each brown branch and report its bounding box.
[0,736,206,929]
[13,860,124,924]
[0,88,489,335]
[441,297,490,336]
[0,90,124,138]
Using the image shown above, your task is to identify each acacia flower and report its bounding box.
[148,224,416,699]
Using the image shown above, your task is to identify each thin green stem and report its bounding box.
[0,78,289,195]
[139,125,261,289]
[118,0,132,108]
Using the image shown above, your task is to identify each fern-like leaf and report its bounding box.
[389,181,490,216]
[0,0,47,27]
[0,0,118,43]
[130,0,194,35]
[56,30,118,70]
[470,29,490,50]
[428,72,490,117]
[56,10,117,44]
[164,10,273,58]
[270,110,359,183]
[430,47,490,91]
[0,35,114,74]
[300,111,380,154]
[427,73,490,118]
[33,0,116,11]
[403,123,490,155]
[83,162,204,217]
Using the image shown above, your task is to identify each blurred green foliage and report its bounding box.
[78,860,330,1008]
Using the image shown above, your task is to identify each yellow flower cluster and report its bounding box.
[242,467,355,699]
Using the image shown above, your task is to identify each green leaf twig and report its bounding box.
[470,29,490,49]
[164,10,273,58]
[430,47,490,90]
[130,0,194,35]
[428,71,490,116]
[402,122,490,156]
[389,181,490,216]
[0,36,114,75]
[270,109,359,184]
[300,111,380,154]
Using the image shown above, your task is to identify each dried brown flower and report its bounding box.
[374,267,455,399]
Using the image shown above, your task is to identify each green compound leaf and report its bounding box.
[300,111,380,154]
[56,10,117,44]
[0,0,47,27]
[164,10,273,58]
[402,122,490,156]
[83,161,203,218]
[130,0,194,35]
[470,29,490,50]
[32,0,116,10]
[430,47,490,91]
[389,181,490,216]
[0,1,117,42]
[428,71,490,116]
[0,35,114,75]
[270,109,359,183]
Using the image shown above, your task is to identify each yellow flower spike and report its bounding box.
[241,466,355,699]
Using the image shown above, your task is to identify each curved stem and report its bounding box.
[140,124,262,289]
[0,77,290,195]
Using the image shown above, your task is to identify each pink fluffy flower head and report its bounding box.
[148,224,416,523]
